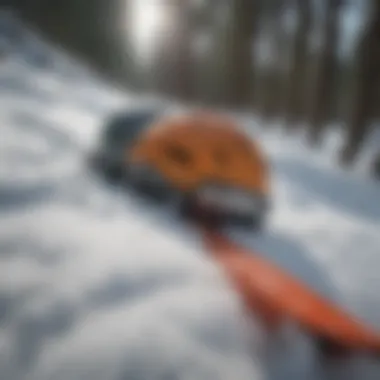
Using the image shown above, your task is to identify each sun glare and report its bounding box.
[129,0,170,61]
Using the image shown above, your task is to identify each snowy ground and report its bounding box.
[1,12,380,380]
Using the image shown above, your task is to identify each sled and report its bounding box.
[201,228,380,358]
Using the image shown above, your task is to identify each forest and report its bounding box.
[3,0,380,177]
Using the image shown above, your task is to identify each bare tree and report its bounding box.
[11,0,134,84]
[340,0,380,166]
[372,150,380,178]
[151,33,174,95]
[151,0,195,101]
[170,0,195,101]
[188,0,221,104]
[258,0,288,120]
[201,1,231,105]
[284,0,312,130]
[307,0,342,146]
[223,0,259,108]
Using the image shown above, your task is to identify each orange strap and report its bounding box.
[199,225,380,357]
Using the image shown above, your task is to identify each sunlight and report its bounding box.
[128,0,171,61]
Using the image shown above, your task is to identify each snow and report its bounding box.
[1,11,380,380]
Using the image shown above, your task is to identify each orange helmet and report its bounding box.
[128,112,270,193]
[127,111,271,227]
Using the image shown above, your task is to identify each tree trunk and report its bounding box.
[372,150,380,179]
[260,0,287,121]
[340,0,380,166]
[223,0,258,109]
[151,36,171,95]
[12,0,133,84]
[151,0,194,101]
[284,0,312,130]
[171,0,194,101]
[307,0,341,146]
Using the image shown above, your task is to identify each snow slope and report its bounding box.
[1,12,380,380]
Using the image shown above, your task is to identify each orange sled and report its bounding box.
[202,228,380,359]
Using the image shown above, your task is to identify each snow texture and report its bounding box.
[1,11,380,380]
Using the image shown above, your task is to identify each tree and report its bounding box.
[257,0,288,120]
[9,0,137,87]
[186,0,219,103]
[150,0,195,101]
[307,0,342,145]
[340,0,380,166]
[222,0,259,109]
[284,0,312,130]
[170,0,195,101]
[371,150,380,178]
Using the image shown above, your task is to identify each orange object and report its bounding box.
[128,111,270,197]
[201,228,380,357]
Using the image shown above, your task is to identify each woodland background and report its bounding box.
[2,0,380,176]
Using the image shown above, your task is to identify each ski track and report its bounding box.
[1,12,380,380]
